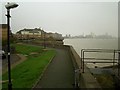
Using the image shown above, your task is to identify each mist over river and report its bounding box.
[64,38,118,68]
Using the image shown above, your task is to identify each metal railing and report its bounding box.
[81,49,120,76]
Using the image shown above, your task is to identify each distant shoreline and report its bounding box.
[64,37,118,39]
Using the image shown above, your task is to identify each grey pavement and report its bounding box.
[2,54,21,73]
[35,48,75,88]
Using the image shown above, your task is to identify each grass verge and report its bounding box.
[2,43,56,88]
[11,43,43,55]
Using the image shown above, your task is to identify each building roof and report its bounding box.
[16,28,43,34]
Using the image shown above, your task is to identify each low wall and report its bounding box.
[60,45,101,89]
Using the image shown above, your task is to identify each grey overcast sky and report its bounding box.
[0,0,118,36]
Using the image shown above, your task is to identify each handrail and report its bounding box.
[81,49,120,76]
[81,58,118,60]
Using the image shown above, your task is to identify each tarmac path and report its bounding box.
[35,48,75,88]
[2,54,26,74]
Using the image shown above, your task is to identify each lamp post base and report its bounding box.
[8,83,12,90]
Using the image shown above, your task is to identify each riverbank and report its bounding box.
[2,43,102,89]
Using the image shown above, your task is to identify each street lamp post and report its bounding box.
[44,31,46,49]
[5,2,18,90]
[41,28,46,49]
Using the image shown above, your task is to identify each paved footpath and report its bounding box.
[34,48,75,88]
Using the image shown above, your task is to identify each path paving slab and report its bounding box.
[34,48,74,88]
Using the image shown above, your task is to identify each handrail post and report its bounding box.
[118,52,120,77]
[82,51,85,73]
[113,50,115,68]
[81,49,83,69]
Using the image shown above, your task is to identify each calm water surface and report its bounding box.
[64,38,118,68]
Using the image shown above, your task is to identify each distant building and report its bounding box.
[16,28,64,40]
[64,34,72,38]
[0,24,8,41]
[0,24,12,41]
[0,24,14,50]
[46,32,64,40]
[16,28,44,39]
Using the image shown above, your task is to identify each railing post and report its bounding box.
[118,52,120,77]
[82,51,85,73]
[113,50,115,67]
[81,49,83,69]
[74,69,80,88]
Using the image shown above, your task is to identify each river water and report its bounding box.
[64,38,118,68]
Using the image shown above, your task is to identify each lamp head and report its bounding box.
[5,2,18,9]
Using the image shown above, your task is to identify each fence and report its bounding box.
[81,49,120,77]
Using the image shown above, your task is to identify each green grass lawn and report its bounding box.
[2,43,56,88]
[11,43,43,55]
